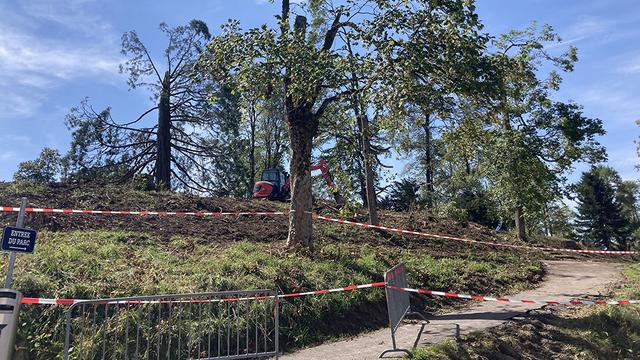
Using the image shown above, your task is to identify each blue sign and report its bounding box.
[1,226,37,253]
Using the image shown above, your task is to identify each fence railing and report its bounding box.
[380,263,427,358]
[63,290,279,360]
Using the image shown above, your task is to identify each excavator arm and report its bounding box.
[309,159,345,206]
[256,159,344,206]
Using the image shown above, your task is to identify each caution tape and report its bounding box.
[278,281,385,298]
[391,286,640,306]
[21,281,640,307]
[2,203,635,254]
[20,282,386,305]
[0,206,289,217]
[313,214,640,255]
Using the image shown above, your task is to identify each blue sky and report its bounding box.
[0,0,638,184]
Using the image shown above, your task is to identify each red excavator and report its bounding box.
[253,159,345,206]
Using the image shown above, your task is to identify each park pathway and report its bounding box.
[282,260,624,359]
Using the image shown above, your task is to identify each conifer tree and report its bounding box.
[575,167,631,249]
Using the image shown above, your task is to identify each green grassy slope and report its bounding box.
[0,182,545,358]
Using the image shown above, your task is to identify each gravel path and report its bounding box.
[281,260,624,359]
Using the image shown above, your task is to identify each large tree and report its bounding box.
[66,20,218,191]
[370,0,492,211]
[198,0,491,248]
[575,166,632,250]
[482,24,605,240]
[198,0,375,248]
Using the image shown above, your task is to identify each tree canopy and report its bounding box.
[21,2,632,251]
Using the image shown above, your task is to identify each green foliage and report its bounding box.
[436,23,606,236]
[485,25,605,219]
[13,147,63,183]
[65,20,219,192]
[318,102,387,206]
[379,178,424,212]
[371,0,490,210]
[527,201,574,238]
[574,166,633,250]
[205,85,252,197]
[453,187,500,227]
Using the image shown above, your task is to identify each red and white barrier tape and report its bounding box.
[0,206,289,217]
[391,286,640,306]
[21,281,639,307]
[278,281,385,298]
[20,282,386,305]
[313,214,640,255]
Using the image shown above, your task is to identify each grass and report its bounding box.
[0,182,547,358]
[410,263,640,360]
[2,230,543,359]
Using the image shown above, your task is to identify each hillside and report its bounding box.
[0,182,549,358]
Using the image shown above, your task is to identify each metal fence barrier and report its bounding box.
[380,263,428,358]
[63,290,279,360]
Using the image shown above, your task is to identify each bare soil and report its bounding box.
[0,183,517,252]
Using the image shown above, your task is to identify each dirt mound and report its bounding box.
[0,182,518,254]
[0,182,290,243]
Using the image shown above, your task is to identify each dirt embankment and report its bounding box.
[0,182,502,250]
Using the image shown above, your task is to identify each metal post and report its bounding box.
[274,296,279,359]
[0,289,23,360]
[4,198,27,288]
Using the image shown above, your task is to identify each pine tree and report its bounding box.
[575,167,631,250]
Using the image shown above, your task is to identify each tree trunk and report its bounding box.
[357,163,368,206]
[502,113,526,241]
[423,112,434,208]
[155,71,171,190]
[248,102,257,196]
[282,0,316,249]
[515,206,526,240]
[360,115,379,225]
[352,101,378,224]
[346,36,378,225]
[286,114,316,249]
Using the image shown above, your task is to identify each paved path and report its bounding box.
[282,261,624,359]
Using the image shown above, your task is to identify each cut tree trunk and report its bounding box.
[155,71,172,190]
[286,114,316,249]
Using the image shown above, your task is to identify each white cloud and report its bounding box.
[575,80,640,127]
[556,16,638,48]
[0,27,121,85]
[0,151,17,161]
[619,53,640,75]
[565,16,609,40]
[17,0,115,37]
[0,92,43,118]
[0,0,122,120]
